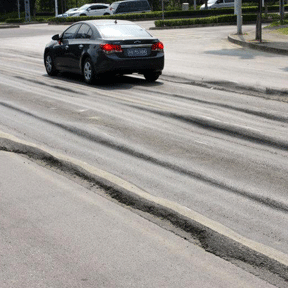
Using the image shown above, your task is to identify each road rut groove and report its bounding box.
[1,101,288,214]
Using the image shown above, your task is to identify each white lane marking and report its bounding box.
[195,140,209,146]
[201,116,221,122]
[233,124,263,133]
[201,116,263,133]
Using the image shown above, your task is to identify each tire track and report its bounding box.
[1,101,288,214]
[129,106,288,151]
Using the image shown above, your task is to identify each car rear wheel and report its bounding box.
[144,71,160,82]
[83,58,95,84]
[45,54,58,76]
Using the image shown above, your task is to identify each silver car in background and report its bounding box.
[69,3,112,17]
[56,8,78,18]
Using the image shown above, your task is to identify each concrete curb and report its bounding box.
[18,21,51,25]
[0,22,49,29]
[0,131,287,285]
[0,24,20,29]
[228,34,288,56]
[161,74,288,99]
[150,22,237,30]
[150,20,272,30]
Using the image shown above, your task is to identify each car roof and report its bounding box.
[81,3,109,7]
[88,3,109,5]
[82,20,137,26]
[112,0,147,4]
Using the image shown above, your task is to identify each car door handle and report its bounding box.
[65,45,69,50]
[79,45,84,49]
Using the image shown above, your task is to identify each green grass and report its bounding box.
[275,27,288,35]
[264,19,288,35]
[266,20,288,27]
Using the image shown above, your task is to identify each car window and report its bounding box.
[92,5,108,9]
[134,1,149,11]
[97,24,152,39]
[111,3,119,9]
[126,2,136,12]
[116,2,127,13]
[114,1,150,13]
[140,1,150,10]
[75,24,93,39]
[118,2,136,13]
[62,24,81,39]
[91,5,100,10]
[78,4,90,10]
[136,1,143,10]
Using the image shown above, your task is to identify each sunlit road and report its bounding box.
[1,151,277,288]
[0,23,288,286]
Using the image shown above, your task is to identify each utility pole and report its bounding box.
[17,0,20,19]
[55,0,59,17]
[255,0,262,42]
[24,0,31,22]
[235,0,242,35]
[280,0,285,23]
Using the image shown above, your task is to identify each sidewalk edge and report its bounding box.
[228,34,288,55]
[0,24,20,29]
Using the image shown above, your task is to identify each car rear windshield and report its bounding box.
[110,3,119,9]
[97,24,151,39]
[78,4,90,10]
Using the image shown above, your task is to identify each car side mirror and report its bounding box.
[87,8,91,11]
[52,34,60,41]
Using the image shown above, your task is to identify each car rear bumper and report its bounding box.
[94,53,164,75]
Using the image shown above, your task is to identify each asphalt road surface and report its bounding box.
[0,23,287,287]
[1,151,278,288]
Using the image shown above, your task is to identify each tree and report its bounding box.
[280,0,285,23]
[0,0,18,13]
[29,0,37,15]
[36,0,87,13]
[0,0,37,15]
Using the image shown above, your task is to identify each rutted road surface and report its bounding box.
[0,23,288,286]
[1,151,278,288]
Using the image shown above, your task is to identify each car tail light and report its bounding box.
[151,42,164,52]
[100,44,122,54]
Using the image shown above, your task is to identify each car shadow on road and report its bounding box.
[204,47,279,59]
[280,67,288,72]
[44,72,164,90]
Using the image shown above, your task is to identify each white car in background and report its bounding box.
[69,4,112,17]
[56,8,78,17]
[200,0,234,10]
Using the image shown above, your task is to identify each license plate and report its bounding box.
[126,48,148,57]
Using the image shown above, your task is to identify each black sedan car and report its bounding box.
[44,20,164,83]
